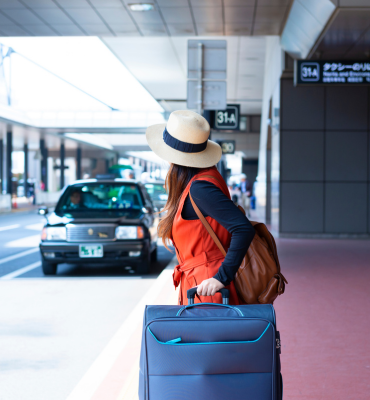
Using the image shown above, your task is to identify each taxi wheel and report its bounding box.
[42,261,57,275]
[150,246,158,263]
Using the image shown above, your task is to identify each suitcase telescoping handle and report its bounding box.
[187,287,230,305]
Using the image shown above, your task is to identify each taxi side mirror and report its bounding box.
[38,206,49,216]
[142,206,153,214]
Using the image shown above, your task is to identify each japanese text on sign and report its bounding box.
[322,62,370,83]
[295,60,370,85]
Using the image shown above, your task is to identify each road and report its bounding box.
[0,211,174,400]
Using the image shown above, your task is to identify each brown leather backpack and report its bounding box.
[189,187,288,305]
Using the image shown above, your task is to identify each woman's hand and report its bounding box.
[197,278,225,297]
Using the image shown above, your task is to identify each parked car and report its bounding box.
[39,178,159,275]
[144,181,168,211]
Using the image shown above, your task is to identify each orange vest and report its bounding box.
[172,167,240,305]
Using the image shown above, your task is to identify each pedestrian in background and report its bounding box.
[146,110,255,305]
[228,183,240,205]
[240,175,252,217]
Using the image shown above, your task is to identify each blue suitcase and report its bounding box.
[139,288,283,400]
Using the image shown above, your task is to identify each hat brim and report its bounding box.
[146,123,222,168]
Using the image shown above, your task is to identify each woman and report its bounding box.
[146,110,255,305]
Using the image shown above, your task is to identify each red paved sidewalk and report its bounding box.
[274,238,370,400]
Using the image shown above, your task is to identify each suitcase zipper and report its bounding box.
[147,323,270,345]
[165,337,182,344]
[143,317,276,400]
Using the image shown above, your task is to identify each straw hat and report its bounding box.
[146,110,222,168]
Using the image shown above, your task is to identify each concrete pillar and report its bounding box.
[44,147,48,191]
[24,143,28,197]
[0,139,3,193]
[76,147,81,180]
[6,130,12,195]
[60,142,65,189]
[40,139,48,192]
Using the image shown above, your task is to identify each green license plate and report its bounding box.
[79,244,103,258]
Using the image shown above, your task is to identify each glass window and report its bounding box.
[144,183,168,202]
[56,183,144,218]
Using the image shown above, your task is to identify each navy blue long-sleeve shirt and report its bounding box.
[181,180,255,286]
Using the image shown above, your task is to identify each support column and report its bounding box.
[60,142,65,189]
[76,147,81,180]
[6,130,12,195]
[0,139,3,193]
[44,147,48,192]
[24,143,28,197]
[40,139,48,192]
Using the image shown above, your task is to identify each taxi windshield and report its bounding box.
[56,183,144,217]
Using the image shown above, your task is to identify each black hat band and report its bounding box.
[163,127,208,153]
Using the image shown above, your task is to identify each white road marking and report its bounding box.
[0,261,41,280]
[0,248,39,265]
[25,223,44,231]
[0,224,20,231]
[5,234,41,248]
[66,256,178,400]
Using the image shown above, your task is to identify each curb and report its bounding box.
[66,256,178,400]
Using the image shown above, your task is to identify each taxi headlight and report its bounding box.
[115,226,144,239]
[41,227,66,241]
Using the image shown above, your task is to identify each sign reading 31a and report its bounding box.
[214,104,240,130]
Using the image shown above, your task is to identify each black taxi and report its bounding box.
[39,178,159,275]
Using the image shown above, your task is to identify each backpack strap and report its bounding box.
[190,190,288,285]
[189,192,227,257]
[188,174,246,258]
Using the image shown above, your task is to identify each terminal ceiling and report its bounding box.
[313,7,370,60]
[0,0,293,115]
[2,1,370,124]
[0,1,291,37]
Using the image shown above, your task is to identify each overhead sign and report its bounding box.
[187,40,227,112]
[214,105,240,130]
[188,40,227,80]
[295,60,370,85]
[187,80,227,110]
[218,140,235,154]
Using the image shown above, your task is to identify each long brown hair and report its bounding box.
[158,164,201,249]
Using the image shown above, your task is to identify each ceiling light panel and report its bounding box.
[128,3,154,11]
